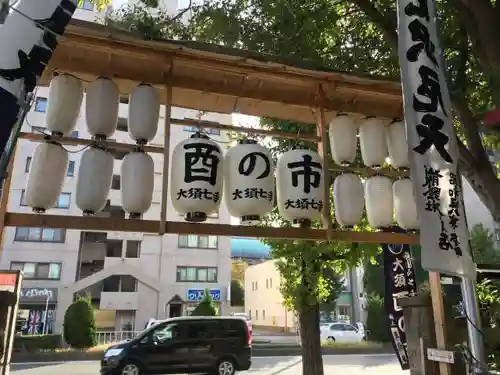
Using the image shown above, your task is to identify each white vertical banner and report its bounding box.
[396,0,475,278]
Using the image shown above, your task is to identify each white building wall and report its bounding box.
[0,3,233,333]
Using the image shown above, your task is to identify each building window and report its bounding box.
[20,190,71,209]
[111,175,121,190]
[67,161,75,177]
[183,126,220,136]
[117,117,128,132]
[25,157,31,173]
[262,309,266,320]
[31,126,46,134]
[179,211,219,219]
[178,235,218,249]
[71,131,79,138]
[255,310,258,320]
[176,266,218,282]
[10,262,61,280]
[78,0,94,10]
[266,279,268,289]
[14,227,66,243]
[25,157,75,177]
[248,310,251,319]
[269,278,272,288]
[126,240,141,258]
[34,97,47,112]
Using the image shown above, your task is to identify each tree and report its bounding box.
[264,220,377,375]
[470,224,500,265]
[230,279,245,307]
[231,260,247,284]
[63,296,97,349]
[191,290,217,316]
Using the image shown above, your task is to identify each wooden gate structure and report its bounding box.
[0,18,419,246]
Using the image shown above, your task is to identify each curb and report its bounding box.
[11,345,394,363]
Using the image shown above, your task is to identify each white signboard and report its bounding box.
[427,348,455,364]
[396,0,475,278]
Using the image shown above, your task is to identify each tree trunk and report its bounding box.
[299,302,324,375]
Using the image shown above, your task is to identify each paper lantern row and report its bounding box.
[329,115,409,169]
[25,135,419,229]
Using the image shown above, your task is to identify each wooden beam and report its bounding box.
[45,54,402,119]
[315,85,333,238]
[159,76,172,234]
[62,25,403,98]
[4,213,420,244]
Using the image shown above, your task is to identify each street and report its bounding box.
[11,354,404,374]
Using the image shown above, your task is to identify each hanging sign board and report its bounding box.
[396,0,475,278]
[382,236,418,370]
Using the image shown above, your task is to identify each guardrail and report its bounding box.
[95,331,142,344]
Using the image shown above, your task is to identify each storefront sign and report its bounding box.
[20,288,57,304]
[382,236,418,370]
[187,288,221,302]
[0,272,17,293]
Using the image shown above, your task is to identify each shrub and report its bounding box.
[365,293,392,343]
[63,296,97,349]
[191,289,217,316]
[13,334,62,352]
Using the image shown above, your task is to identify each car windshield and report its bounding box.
[320,323,330,327]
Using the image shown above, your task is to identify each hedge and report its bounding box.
[13,334,62,352]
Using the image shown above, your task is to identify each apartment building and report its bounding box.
[244,260,363,331]
[0,3,233,335]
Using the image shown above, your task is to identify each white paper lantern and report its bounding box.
[365,176,393,228]
[25,142,68,213]
[76,147,114,215]
[329,114,358,166]
[333,173,364,228]
[359,117,388,167]
[45,74,83,136]
[386,121,410,169]
[121,152,154,218]
[86,77,119,138]
[128,84,160,144]
[276,149,325,224]
[224,140,274,225]
[393,179,419,230]
[170,133,224,222]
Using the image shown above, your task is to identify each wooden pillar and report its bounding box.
[315,85,333,238]
[428,272,452,375]
[159,74,172,235]
[400,295,439,375]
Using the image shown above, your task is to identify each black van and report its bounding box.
[100,316,252,375]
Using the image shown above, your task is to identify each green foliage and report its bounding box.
[469,224,500,265]
[63,296,97,349]
[230,279,245,307]
[191,290,217,316]
[365,294,391,343]
[13,334,62,352]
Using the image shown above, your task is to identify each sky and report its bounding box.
[113,0,127,8]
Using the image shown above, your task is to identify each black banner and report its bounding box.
[382,236,418,370]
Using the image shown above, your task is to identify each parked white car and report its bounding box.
[320,322,365,343]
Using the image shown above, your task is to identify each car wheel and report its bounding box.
[217,357,236,375]
[327,336,336,342]
[121,361,142,375]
